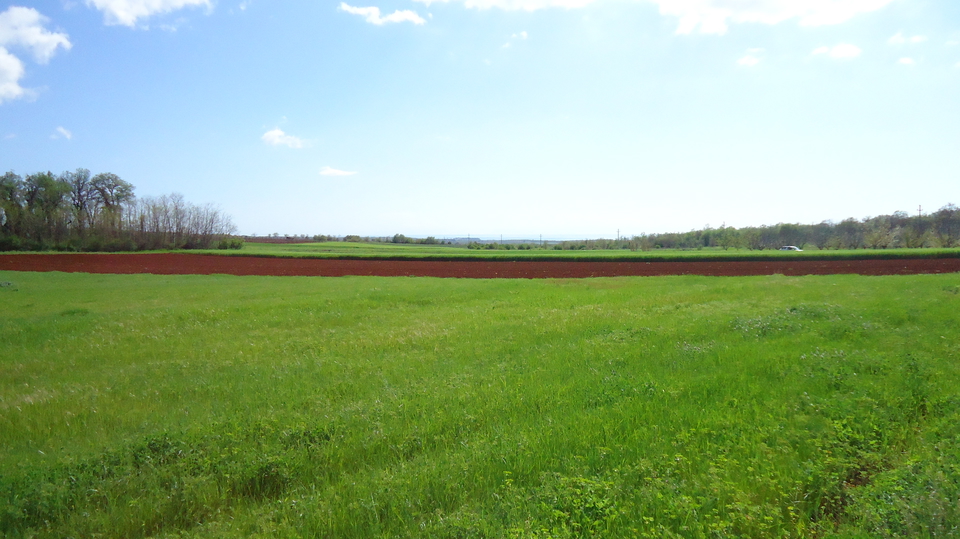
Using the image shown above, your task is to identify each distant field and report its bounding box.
[191,241,960,262]
[2,271,960,538]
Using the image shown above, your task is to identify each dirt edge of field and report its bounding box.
[3,253,960,278]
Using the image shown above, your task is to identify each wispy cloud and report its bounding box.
[85,0,211,27]
[413,0,894,35]
[502,30,528,49]
[261,128,304,149]
[339,3,425,25]
[0,7,71,104]
[898,57,915,65]
[51,126,72,140]
[737,48,763,66]
[888,32,927,45]
[813,43,861,59]
[320,166,357,176]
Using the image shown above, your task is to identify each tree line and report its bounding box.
[549,205,960,251]
[229,203,960,253]
[0,169,238,251]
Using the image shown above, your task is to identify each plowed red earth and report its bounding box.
[2,253,960,278]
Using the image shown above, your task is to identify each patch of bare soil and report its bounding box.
[2,253,959,278]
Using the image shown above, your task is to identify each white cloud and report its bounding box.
[85,0,211,27]
[261,128,304,149]
[51,126,72,140]
[888,31,927,45]
[813,43,861,59]
[339,3,426,25]
[0,7,72,63]
[414,0,894,34]
[320,166,357,176]
[0,7,71,105]
[0,48,26,103]
[898,57,915,65]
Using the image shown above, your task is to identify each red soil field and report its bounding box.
[2,253,960,278]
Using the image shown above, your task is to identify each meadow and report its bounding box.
[196,241,960,262]
[1,270,959,538]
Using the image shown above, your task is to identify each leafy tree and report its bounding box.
[863,216,896,249]
[777,223,805,248]
[835,218,864,249]
[741,228,762,250]
[809,222,834,250]
[0,171,23,236]
[63,168,95,234]
[22,172,71,243]
[91,173,135,210]
[90,173,135,236]
[933,204,960,247]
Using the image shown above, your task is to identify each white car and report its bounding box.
[779,246,803,251]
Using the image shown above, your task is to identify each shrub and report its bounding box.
[0,235,21,251]
[217,238,244,250]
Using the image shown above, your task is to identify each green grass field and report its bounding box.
[189,241,960,262]
[2,270,960,538]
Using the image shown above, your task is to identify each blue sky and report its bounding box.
[1,0,958,238]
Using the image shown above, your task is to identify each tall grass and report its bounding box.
[1,271,959,537]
